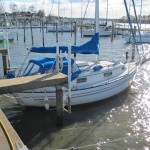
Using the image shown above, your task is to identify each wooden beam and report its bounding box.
[0,73,67,94]
[0,48,8,55]
[0,109,28,150]
[56,86,64,126]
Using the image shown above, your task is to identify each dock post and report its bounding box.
[80,21,83,38]
[0,48,9,76]
[114,22,116,38]
[42,19,45,46]
[16,19,18,41]
[71,21,73,37]
[56,85,64,126]
[30,17,34,46]
[131,26,136,62]
[74,21,77,45]
[23,18,26,43]
[111,21,114,42]
[2,54,8,75]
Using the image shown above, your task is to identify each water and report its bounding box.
[0,28,150,150]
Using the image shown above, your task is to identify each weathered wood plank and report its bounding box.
[0,48,8,55]
[0,109,28,150]
[0,73,67,94]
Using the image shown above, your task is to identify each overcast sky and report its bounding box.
[1,0,150,19]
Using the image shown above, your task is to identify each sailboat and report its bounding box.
[82,0,112,37]
[12,0,137,108]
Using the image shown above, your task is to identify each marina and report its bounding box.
[0,0,150,149]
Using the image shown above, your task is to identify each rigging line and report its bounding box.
[105,0,108,25]
[124,0,140,58]
[49,0,54,16]
[131,0,144,55]
[81,0,91,25]
[0,0,12,30]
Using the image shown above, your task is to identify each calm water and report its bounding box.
[0,28,150,150]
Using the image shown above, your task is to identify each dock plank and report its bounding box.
[0,109,28,150]
[0,48,8,55]
[0,73,67,94]
[0,125,11,150]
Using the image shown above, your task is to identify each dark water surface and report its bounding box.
[0,28,150,150]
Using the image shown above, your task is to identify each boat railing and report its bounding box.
[56,42,72,113]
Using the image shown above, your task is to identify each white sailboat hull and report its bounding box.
[47,25,73,32]
[82,29,112,37]
[15,65,136,107]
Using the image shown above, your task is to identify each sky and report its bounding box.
[1,0,150,19]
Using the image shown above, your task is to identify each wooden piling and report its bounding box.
[56,23,58,42]
[74,22,77,45]
[80,21,83,38]
[0,48,9,76]
[23,18,26,43]
[56,85,64,126]
[42,20,45,46]
[111,21,114,42]
[71,21,73,37]
[16,20,18,41]
[114,22,116,38]
[30,19,34,46]
[131,26,136,62]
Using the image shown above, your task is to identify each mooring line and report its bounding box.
[56,133,146,150]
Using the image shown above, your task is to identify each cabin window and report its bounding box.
[23,63,40,76]
[104,71,112,77]
[77,77,87,83]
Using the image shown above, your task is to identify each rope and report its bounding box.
[49,0,54,16]
[81,0,91,25]
[56,133,146,150]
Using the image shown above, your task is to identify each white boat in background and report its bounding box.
[0,31,14,42]
[9,0,137,109]
[82,27,112,37]
[124,31,150,43]
[47,24,73,32]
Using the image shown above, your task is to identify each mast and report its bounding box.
[95,0,99,33]
[106,0,108,25]
[139,0,142,30]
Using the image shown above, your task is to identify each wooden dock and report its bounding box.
[0,109,28,150]
[0,73,67,94]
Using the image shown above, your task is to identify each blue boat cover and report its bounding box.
[25,57,81,80]
[31,33,99,54]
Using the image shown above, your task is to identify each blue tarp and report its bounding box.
[26,57,81,80]
[31,33,99,54]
